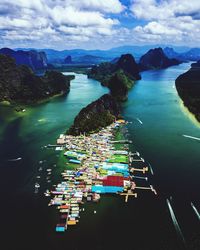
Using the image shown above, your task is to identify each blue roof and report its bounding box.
[91,185,123,194]
[56,227,65,232]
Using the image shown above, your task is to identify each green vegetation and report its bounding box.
[0,54,74,105]
[88,62,115,85]
[68,94,120,135]
[176,61,200,122]
[69,110,115,135]
[108,70,134,101]
[88,54,141,101]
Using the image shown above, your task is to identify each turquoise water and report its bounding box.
[124,64,200,197]
[0,65,199,250]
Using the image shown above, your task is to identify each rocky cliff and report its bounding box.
[64,55,72,64]
[88,54,141,101]
[175,61,200,121]
[0,48,48,71]
[0,54,73,104]
[139,48,181,70]
[68,94,120,135]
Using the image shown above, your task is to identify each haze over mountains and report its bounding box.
[8,45,200,66]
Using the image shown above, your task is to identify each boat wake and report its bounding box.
[7,157,22,162]
[166,198,186,245]
[182,134,200,141]
[149,163,154,175]
[136,118,143,125]
[191,202,200,221]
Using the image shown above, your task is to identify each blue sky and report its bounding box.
[0,0,199,50]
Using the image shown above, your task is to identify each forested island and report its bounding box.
[88,54,141,101]
[0,54,74,106]
[139,48,181,71]
[176,60,200,121]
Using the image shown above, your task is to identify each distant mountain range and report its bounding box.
[164,47,200,61]
[15,45,200,65]
[0,45,200,69]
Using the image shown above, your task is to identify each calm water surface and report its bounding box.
[0,65,199,250]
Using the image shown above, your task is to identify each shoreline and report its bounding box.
[178,98,200,128]
[0,91,70,112]
[45,119,157,232]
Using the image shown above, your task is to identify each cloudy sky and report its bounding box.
[0,0,199,49]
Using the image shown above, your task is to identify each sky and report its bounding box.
[0,0,199,50]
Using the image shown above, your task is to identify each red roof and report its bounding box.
[102,176,130,187]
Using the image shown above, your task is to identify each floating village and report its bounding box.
[45,120,157,232]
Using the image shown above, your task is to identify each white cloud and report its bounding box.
[48,6,119,27]
[68,0,125,13]
[132,17,200,45]
[0,0,199,49]
[129,0,200,46]
[0,0,124,48]
[131,0,200,20]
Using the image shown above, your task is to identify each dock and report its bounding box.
[120,191,137,202]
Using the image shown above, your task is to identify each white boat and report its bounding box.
[35,183,40,188]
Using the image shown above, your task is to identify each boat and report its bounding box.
[35,183,40,188]
[44,190,50,196]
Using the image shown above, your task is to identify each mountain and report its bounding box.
[181,48,200,61]
[0,48,48,70]
[36,48,112,64]
[15,45,194,65]
[139,47,181,70]
[0,54,73,104]
[88,54,141,84]
[64,55,72,64]
[116,54,141,80]
[164,47,200,61]
[37,46,153,63]
[88,54,141,101]
[108,70,134,101]
[68,94,120,135]
[175,60,200,121]
[163,47,180,59]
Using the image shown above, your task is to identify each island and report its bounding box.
[175,60,200,121]
[139,47,181,71]
[68,94,120,135]
[0,54,74,105]
[88,54,141,101]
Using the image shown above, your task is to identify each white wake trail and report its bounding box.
[191,202,200,221]
[182,134,200,141]
[167,198,186,245]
